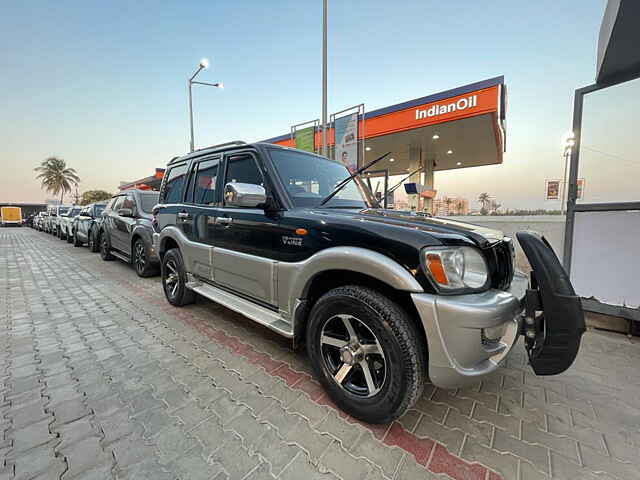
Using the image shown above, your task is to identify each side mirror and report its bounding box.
[118,208,133,217]
[223,183,267,208]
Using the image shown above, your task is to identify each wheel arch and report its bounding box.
[158,234,181,260]
[130,226,152,252]
[287,247,426,350]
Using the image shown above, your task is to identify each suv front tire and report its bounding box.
[306,285,426,424]
[133,238,157,278]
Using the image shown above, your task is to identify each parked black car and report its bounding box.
[71,202,107,251]
[152,141,585,424]
[98,189,160,277]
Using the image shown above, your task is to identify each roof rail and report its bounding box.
[195,140,247,153]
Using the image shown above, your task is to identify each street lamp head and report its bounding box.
[216,82,224,89]
[562,131,575,145]
[199,58,210,69]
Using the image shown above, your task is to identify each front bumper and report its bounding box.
[412,272,528,389]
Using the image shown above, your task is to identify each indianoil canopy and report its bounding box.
[335,112,358,170]
[294,126,315,153]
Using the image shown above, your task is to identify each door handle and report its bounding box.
[215,217,232,226]
[178,212,191,220]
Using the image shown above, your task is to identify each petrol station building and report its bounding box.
[263,76,507,209]
[122,77,506,209]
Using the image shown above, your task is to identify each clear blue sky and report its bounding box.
[1,0,611,207]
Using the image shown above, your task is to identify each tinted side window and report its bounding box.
[225,155,264,186]
[112,196,125,212]
[122,195,135,210]
[163,164,188,204]
[193,159,219,206]
[107,197,118,210]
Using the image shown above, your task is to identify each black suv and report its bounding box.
[153,141,585,423]
[99,189,160,277]
[71,202,107,251]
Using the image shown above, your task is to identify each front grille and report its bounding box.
[489,239,514,290]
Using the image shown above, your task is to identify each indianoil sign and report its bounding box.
[415,95,478,119]
[364,85,500,138]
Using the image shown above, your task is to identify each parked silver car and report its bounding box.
[47,205,73,236]
[58,206,82,242]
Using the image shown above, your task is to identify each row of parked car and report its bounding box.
[33,189,161,277]
[31,140,584,425]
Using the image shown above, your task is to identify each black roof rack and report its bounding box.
[169,141,250,166]
[195,140,246,152]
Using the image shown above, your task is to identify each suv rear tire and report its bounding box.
[100,232,115,261]
[66,228,73,243]
[306,285,426,424]
[162,248,195,306]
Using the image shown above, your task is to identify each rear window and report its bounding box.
[94,205,105,215]
[162,164,188,204]
[58,207,69,215]
[192,159,219,205]
[139,193,160,213]
[69,208,81,216]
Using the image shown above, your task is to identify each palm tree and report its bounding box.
[478,192,490,214]
[34,157,80,204]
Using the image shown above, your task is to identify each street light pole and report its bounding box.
[560,132,575,215]
[187,58,223,152]
[321,0,328,157]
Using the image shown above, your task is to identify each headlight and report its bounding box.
[422,246,489,292]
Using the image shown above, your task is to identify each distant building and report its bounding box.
[0,202,47,217]
[432,196,469,216]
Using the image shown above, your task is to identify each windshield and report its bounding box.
[58,207,69,215]
[95,205,105,215]
[139,193,159,213]
[69,208,81,216]
[269,148,374,208]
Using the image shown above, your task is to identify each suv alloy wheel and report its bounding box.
[306,285,426,424]
[162,249,195,306]
[133,239,156,278]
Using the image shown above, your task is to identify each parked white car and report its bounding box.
[58,206,82,242]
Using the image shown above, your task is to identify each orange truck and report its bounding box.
[1,206,22,227]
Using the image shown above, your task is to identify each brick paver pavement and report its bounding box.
[1,228,639,479]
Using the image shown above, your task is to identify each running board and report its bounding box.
[110,250,131,264]
[186,281,294,338]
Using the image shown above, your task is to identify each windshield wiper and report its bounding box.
[318,152,391,207]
